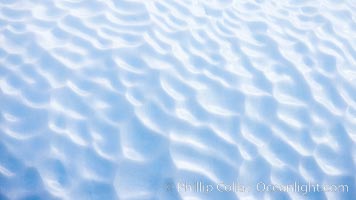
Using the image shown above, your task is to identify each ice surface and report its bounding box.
[0,0,356,199]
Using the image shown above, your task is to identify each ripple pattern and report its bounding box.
[0,0,356,200]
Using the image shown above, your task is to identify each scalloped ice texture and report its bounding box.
[0,0,356,199]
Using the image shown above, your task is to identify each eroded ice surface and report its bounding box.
[0,0,356,199]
